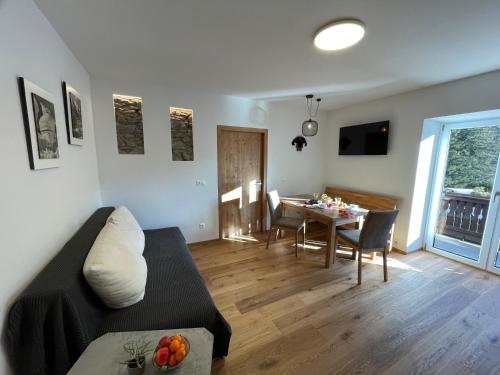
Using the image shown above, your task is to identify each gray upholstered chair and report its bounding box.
[335,209,399,285]
[266,190,306,257]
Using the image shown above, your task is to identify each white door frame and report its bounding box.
[425,119,500,272]
[485,177,500,275]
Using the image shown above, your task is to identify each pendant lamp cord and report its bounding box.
[305,95,321,119]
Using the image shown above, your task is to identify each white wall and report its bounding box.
[267,101,327,197]
[91,77,326,243]
[325,70,500,252]
[0,0,102,373]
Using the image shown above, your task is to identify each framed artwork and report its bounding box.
[170,107,194,161]
[62,82,83,145]
[18,77,60,170]
[113,94,144,154]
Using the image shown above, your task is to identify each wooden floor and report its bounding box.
[189,227,500,375]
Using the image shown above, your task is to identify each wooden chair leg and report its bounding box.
[295,230,299,258]
[266,227,273,249]
[383,247,388,282]
[302,224,306,249]
[351,244,356,260]
[358,248,362,285]
[332,236,338,265]
[275,229,280,241]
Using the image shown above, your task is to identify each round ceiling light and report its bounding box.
[314,19,365,51]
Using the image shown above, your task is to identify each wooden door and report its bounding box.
[217,126,267,239]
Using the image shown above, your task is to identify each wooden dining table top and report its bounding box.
[280,194,369,225]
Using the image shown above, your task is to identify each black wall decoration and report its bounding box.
[292,136,307,151]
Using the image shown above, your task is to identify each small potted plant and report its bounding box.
[121,340,152,375]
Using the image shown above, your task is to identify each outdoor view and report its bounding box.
[444,126,500,194]
[435,125,500,261]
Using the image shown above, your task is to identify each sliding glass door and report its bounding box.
[426,119,500,274]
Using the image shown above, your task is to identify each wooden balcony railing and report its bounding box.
[436,192,490,245]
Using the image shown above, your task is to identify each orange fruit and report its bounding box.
[169,340,180,353]
[179,344,186,352]
[173,335,183,342]
[168,354,177,367]
[175,348,186,362]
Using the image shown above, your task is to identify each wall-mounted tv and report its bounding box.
[339,121,390,155]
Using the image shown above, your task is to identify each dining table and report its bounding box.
[280,195,369,269]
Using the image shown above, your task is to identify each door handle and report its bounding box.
[494,191,500,203]
[254,181,263,186]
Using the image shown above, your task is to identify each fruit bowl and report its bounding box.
[152,335,190,371]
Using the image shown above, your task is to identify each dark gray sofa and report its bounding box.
[5,207,231,375]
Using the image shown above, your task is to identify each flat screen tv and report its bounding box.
[339,121,390,155]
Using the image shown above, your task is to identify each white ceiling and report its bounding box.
[34,0,500,109]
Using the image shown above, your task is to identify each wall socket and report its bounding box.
[196,180,206,186]
[199,222,206,230]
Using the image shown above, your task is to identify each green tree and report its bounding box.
[444,126,500,193]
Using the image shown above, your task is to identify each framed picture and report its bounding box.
[18,77,60,170]
[62,82,83,146]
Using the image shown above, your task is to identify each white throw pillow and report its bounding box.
[107,206,145,254]
[84,222,147,309]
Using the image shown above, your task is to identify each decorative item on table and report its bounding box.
[334,196,342,207]
[308,193,320,205]
[153,334,190,371]
[338,208,354,218]
[120,340,152,375]
[321,194,334,208]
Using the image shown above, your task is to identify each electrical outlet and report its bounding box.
[196,180,207,186]
[199,222,206,230]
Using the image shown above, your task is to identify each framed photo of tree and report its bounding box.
[18,77,60,170]
[62,82,83,146]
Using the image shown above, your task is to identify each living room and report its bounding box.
[1,0,500,374]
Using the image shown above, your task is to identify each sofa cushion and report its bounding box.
[83,222,148,309]
[107,206,145,254]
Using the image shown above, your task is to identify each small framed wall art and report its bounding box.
[62,82,83,145]
[18,77,60,170]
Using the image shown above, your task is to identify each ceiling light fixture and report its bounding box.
[314,19,365,51]
[302,94,321,137]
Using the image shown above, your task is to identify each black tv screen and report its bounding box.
[339,121,390,155]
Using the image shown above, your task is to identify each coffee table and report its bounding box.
[68,328,213,375]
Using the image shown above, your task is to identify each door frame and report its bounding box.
[217,125,268,239]
[425,118,500,271]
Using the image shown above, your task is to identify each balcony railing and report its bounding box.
[436,191,490,245]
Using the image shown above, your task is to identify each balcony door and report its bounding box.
[426,119,500,274]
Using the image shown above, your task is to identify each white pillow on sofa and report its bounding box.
[106,206,145,254]
[83,222,147,309]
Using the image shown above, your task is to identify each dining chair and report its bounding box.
[266,190,306,257]
[335,209,399,285]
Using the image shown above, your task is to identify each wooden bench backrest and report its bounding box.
[324,186,398,211]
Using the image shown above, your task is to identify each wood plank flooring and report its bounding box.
[189,227,500,375]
